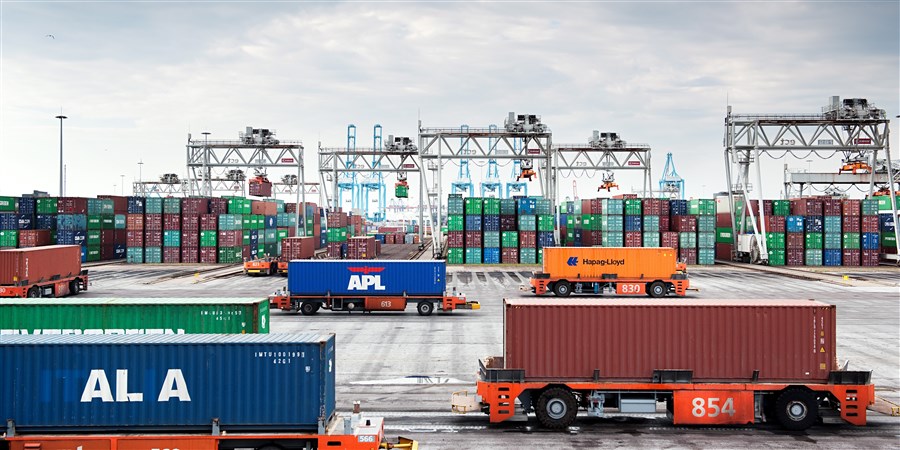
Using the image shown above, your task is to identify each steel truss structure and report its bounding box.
[185,127,308,236]
[418,120,555,257]
[132,180,187,197]
[724,102,897,264]
[553,131,654,197]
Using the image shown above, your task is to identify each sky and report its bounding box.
[1,1,898,211]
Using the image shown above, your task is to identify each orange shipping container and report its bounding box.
[541,247,679,280]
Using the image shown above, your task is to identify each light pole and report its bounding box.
[55,114,67,196]
[137,160,144,197]
[120,174,125,195]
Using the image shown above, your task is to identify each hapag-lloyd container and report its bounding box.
[503,298,836,382]
[288,260,446,296]
[540,247,679,280]
[0,245,82,285]
[0,298,269,335]
[0,333,334,432]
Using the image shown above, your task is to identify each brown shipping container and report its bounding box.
[281,237,316,260]
[791,198,823,216]
[500,215,517,231]
[503,298,836,383]
[17,230,52,248]
[671,216,697,232]
[218,230,241,248]
[582,199,602,215]
[822,199,842,216]
[501,248,519,264]
[126,214,144,230]
[583,230,601,247]
[57,197,87,214]
[765,216,785,233]
[659,215,670,232]
[181,246,199,263]
[786,248,804,266]
[163,247,181,263]
[841,249,860,266]
[861,250,879,267]
[163,214,181,230]
[181,230,199,248]
[100,244,115,261]
[861,216,879,233]
[447,231,464,248]
[715,213,732,228]
[200,214,218,231]
[200,247,218,263]
[145,214,163,231]
[209,198,228,215]
[786,232,805,249]
[678,247,697,264]
[114,230,126,245]
[0,245,81,285]
[181,215,200,232]
[519,231,536,248]
[251,201,278,216]
[144,231,162,247]
[541,247,679,279]
[842,216,860,233]
[841,199,860,216]
[624,231,642,247]
[181,198,210,216]
[126,230,144,247]
[660,231,679,249]
[465,231,482,248]
[327,242,342,258]
[716,243,733,260]
[100,230,115,245]
[642,198,661,216]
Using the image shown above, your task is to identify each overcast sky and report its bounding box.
[1,1,897,208]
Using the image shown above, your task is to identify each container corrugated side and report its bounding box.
[504,298,836,383]
[540,246,678,279]
[0,298,269,335]
[0,245,82,285]
[288,260,446,296]
[0,333,334,432]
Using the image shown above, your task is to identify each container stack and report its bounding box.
[822,198,842,266]
[518,197,537,264]
[879,195,897,256]
[861,198,880,266]
[325,209,349,258]
[500,198,518,263]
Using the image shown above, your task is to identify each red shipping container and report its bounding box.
[126,214,144,230]
[786,232,805,249]
[144,231,162,247]
[327,213,348,228]
[786,248,805,266]
[678,248,697,264]
[660,231,679,249]
[465,231,482,248]
[861,249,880,266]
[17,230,52,248]
[100,244,115,261]
[181,198,210,216]
[822,199,842,216]
[0,245,81,285]
[242,245,251,261]
[348,236,377,259]
[641,198,661,216]
[501,247,519,264]
[114,230,126,244]
[842,216,860,233]
[100,230,115,245]
[199,214,218,231]
[181,247,199,263]
[181,230,199,248]
[519,231,536,248]
[671,216,697,232]
[624,231,642,247]
[126,230,144,247]
[447,231,464,248]
[841,199,861,216]
[659,215,670,232]
[841,249,860,266]
[716,243,733,261]
[56,197,87,214]
[209,198,228,215]
[327,242,342,258]
[200,247,218,264]
[285,203,296,214]
[583,230,602,247]
[97,195,129,214]
[217,230,241,247]
[715,213,732,228]
[861,216,879,233]
[163,214,181,231]
[502,298,836,382]
[144,214,163,231]
[251,201,278,216]
[163,247,181,263]
[791,198,823,216]
[765,216,786,233]
[282,237,316,260]
[660,200,670,217]
[181,215,200,232]
[500,215,517,231]
[582,199,602,215]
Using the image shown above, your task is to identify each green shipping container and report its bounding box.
[765,232,786,249]
[602,199,624,215]
[126,247,143,264]
[464,198,483,215]
[643,215,660,232]
[535,198,553,216]
[824,233,842,250]
[264,229,276,244]
[144,247,163,263]
[86,230,101,246]
[519,215,537,231]
[395,185,409,198]
[86,246,101,262]
[602,232,624,247]
[679,232,697,248]
[448,215,464,231]
[824,216,842,234]
[883,233,897,249]
[114,214,127,229]
[689,199,716,215]
[0,230,18,247]
[805,249,823,266]
[624,199,642,216]
[805,232,823,250]
[36,198,58,214]
[101,215,115,230]
[163,230,181,247]
[861,199,879,215]
[697,232,715,248]
[465,247,482,264]
[584,214,602,231]
[842,233,860,249]
[0,298,269,335]
[145,198,163,214]
[218,246,242,264]
[483,231,500,248]
[276,229,288,242]
[602,215,624,232]
[537,215,555,232]
[768,249,786,266]
[448,196,464,215]
[87,216,102,230]
[716,228,734,244]
[876,195,900,211]
[697,248,715,265]
[163,198,181,214]
[242,230,251,246]
[773,200,791,216]
[643,232,660,247]
[447,248,464,264]
[327,227,347,243]
[502,231,519,248]
[519,248,537,264]
[483,198,501,215]
[200,231,217,247]
[697,216,716,232]
[500,199,517,215]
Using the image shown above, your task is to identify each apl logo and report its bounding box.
[566,257,578,267]
[347,266,386,291]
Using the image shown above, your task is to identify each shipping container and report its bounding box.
[0,333,334,432]
[503,298,835,382]
[0,298,269,335]
[288,260,446,296]
[0,245,82,286]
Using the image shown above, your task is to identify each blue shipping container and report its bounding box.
[861,232,880,250]
[517,198,536,215]
[56,230,87,246]
[17,214,34,230]
[786,216,805,233]
[114,243,126,259]
[465,215,483,231]
[374,233,386,244]
[804,215,824,233]
[483,215,500,232]
[669,200,688,216]
[624,215,642,232]
[483,247,500,264]
[288,260,446,296]
[80,246,87,262]
[265,215,277,228]
[36,214,57,230]
[0,333,335,432]
[880,213,896,232]
[127,196,145,214]
[823,249,842,266]
[57,214,87,231]
[0,213,16,230]
[18,197,36,215]
[537,231,555,248]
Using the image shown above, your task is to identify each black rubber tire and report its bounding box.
[27,287,41,298]
[775,389,818,431]
[417,301,434,316]
[536,387,578,429]
[553,281,572,297]
[300,301,318,316]
[69,280,80,295]
[648,281,666,298]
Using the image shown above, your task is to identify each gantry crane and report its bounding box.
[451,125,474,195]
[480,125,502,197]
[659,152,685,199]
[337,125,360,211]
[359,125,387,222]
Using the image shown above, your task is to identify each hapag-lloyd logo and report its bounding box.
[569,257,626,267]
[347,266,386,290]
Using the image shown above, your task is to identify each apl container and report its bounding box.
[503,298,836,382]
[0,333,334,432]
[288,260,446,296]
[0,298,269,335]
